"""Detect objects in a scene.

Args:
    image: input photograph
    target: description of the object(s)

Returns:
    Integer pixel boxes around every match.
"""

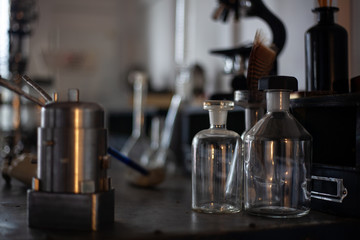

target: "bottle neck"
[245,107,264,131]
[150,117,161,148]
[266,91,290,112]
[315,7,337,24]
[132,78,147,137]
[209,110,227,129]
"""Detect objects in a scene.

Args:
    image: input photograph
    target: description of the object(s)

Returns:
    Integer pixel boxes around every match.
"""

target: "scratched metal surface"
[1,161,359,240]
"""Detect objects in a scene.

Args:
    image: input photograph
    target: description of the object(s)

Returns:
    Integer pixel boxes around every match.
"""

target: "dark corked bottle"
[305,2,349,93]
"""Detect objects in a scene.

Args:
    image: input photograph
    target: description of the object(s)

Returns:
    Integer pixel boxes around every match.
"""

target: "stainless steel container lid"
[40,89,104,128]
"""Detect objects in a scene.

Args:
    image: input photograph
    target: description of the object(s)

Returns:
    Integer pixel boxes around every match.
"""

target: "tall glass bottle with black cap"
[244,76,312,218]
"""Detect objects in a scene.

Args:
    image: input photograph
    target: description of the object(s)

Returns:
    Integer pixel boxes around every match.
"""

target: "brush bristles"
[318,0,332,7]
[247,31,276,103]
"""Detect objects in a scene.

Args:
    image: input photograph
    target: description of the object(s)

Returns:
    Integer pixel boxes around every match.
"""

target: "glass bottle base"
[192,203,241,214]
[246,206,310,218]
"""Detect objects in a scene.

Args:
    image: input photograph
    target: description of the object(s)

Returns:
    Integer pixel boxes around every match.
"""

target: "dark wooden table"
[1,161,359,240]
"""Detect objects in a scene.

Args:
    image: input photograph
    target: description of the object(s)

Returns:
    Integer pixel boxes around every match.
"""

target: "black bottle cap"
[231,74,247,90]
[258,76,298,91]
[312,7,339,13]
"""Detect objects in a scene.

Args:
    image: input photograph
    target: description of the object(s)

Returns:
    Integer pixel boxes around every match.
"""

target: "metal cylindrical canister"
[37,91,108,193]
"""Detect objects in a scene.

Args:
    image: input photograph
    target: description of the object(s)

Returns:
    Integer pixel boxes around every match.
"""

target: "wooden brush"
[247,31,277,103]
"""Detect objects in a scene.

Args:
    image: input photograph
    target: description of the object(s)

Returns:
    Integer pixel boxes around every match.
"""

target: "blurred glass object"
[175,66,193,103]
[121,71,150,182]
[145,95,182,175]
[140,116,163,167]
[126,95,182,187]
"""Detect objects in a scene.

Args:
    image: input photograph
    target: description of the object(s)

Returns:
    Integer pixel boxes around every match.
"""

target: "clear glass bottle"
[192,100,242,213]
[244,76,312,218]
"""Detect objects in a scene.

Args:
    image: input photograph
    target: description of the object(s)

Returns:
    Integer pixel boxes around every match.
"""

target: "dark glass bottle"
[305,7,349,93]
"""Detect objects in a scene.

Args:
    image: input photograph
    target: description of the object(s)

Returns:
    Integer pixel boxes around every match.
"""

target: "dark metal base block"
[27,189,114,231]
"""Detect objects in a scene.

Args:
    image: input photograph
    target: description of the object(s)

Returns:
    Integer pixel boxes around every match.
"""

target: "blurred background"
[1,0,358,111]
[0,0,359,179]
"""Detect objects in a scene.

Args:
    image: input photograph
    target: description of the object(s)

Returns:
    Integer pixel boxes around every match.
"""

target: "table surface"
[1,162,359,240]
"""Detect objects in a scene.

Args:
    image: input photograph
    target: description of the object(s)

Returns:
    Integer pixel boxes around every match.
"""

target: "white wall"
[28,0,147,110]
[145,0,176,91]
[184,0,238,95]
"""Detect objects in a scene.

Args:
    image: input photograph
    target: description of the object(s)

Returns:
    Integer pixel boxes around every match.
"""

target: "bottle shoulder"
[245,112,312,141]
[306,23,347,35]
[192,128,241,146]
[194,128,240,139]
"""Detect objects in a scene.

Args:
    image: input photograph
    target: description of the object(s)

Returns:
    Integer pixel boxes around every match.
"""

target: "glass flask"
[192,100,242,213]
[143,95,182,175]
[121,72,150,183]
[140,116,162,167]
[244,76,312,218]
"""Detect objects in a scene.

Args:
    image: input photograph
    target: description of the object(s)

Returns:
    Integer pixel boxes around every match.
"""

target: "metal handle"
[22,75,53,102]
[311,175,348,203]
[0,76,45,106]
